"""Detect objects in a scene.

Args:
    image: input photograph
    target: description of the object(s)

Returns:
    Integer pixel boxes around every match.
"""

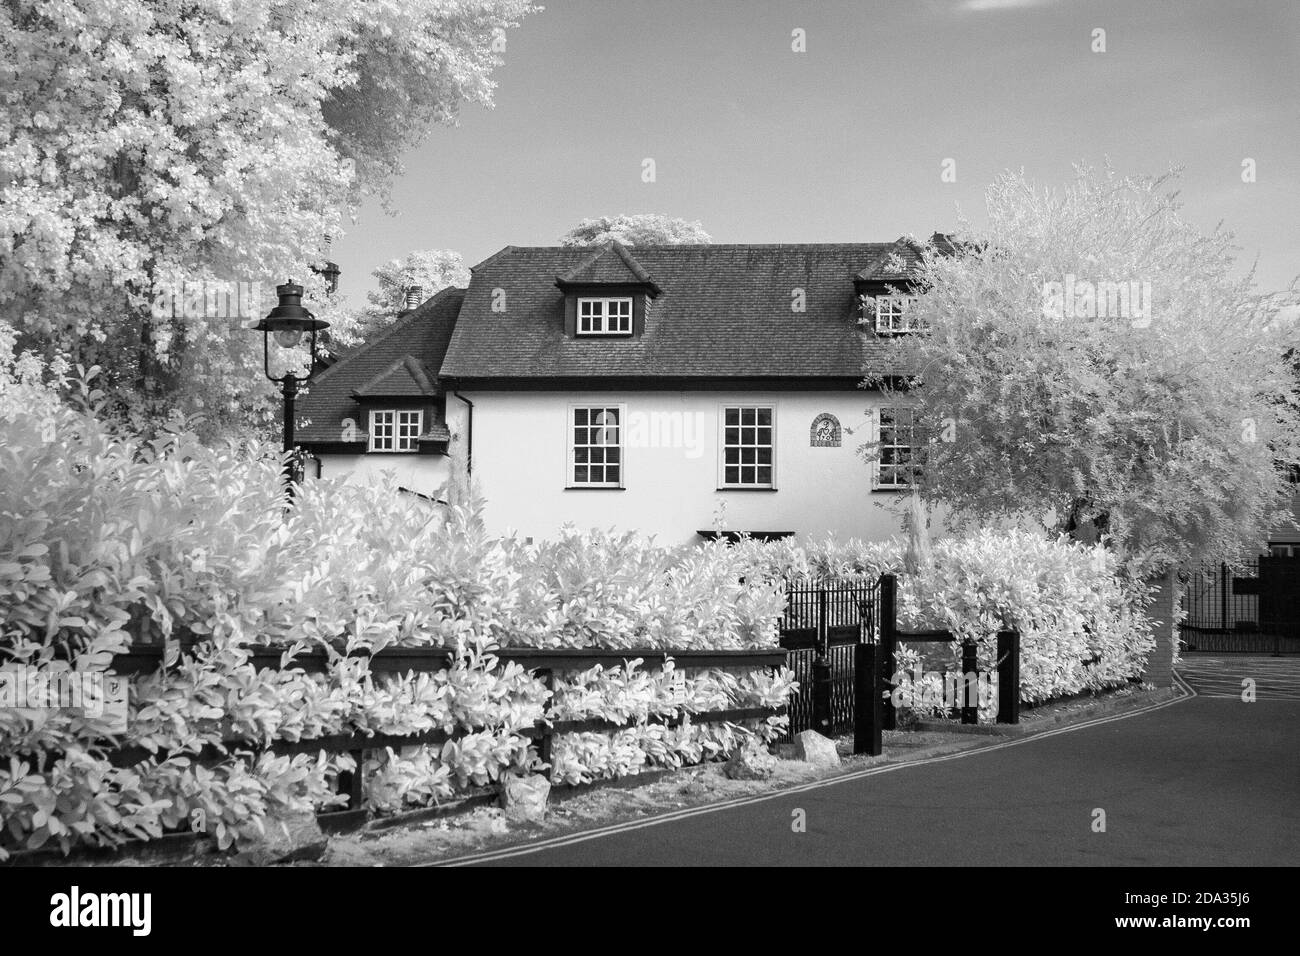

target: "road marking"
[430,683,1194,867]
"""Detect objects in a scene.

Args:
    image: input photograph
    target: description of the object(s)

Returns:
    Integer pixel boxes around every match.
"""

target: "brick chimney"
[403,285,424,310]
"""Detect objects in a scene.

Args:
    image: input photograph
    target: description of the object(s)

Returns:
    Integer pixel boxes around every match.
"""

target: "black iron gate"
[779,576,879,738]
[1181,557,1300,655]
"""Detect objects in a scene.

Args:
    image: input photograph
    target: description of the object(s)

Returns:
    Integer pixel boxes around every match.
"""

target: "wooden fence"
[797,573,1022,758]
[100,640,787,831]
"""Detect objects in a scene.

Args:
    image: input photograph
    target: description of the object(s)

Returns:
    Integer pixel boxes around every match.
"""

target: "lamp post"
[254,282,329,497]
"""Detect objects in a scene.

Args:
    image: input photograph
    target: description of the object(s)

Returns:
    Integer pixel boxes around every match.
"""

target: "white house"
[299,239,941,545]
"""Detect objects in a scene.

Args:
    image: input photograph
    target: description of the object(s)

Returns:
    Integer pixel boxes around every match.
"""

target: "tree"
[869,165,1300,571]
[558,214,712,247]
[0,0,536,439]
[349,250,469,342]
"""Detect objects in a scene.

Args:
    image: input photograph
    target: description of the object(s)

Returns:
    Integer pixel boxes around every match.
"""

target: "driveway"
[440,658,1299,866]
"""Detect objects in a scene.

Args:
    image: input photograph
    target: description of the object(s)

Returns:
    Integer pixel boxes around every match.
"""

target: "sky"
[332,0,1300,307]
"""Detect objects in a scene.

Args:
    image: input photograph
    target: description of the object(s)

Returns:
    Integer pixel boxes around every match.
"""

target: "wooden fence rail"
[815,574,1021,755]
[87,641,788,829]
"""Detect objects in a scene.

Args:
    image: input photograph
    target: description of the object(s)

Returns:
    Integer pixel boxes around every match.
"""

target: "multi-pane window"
[875,295,920,334]
[877,407,921,488]
[369,409,422,452]
[577,297,633,336]
[721,406,774,487]
[570,406,623,486]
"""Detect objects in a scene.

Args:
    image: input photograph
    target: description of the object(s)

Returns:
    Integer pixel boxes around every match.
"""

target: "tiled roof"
[419,422,452,442]
[855,237,925,281]
[556,240,660,291]
[440,243,914,381]
[353,355,437,397]
[297,287,463,443]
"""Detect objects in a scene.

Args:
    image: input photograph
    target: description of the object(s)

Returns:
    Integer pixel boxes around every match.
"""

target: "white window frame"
[875,406,921,489]
[718,404,776,489]
[369,408,422,452]
[576,297,633,336]
[875,295,920,334]
[568,404,626,488]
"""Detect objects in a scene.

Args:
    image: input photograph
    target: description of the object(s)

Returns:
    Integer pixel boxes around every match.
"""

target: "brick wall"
[1141,568,1179,687]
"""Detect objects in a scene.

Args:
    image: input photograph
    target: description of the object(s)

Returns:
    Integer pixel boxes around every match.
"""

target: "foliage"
[733,529,1156,711]
[0,366,790,856]
[0,0,536,438]
[347,249,470,343]
[558,214,712,247]
[866,164,1300,572]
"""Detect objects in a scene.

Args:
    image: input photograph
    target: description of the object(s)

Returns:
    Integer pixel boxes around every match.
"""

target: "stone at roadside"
[233,807,327,865]
[791,730,841,769]
[724,740,777,780]
[500,773,550,823]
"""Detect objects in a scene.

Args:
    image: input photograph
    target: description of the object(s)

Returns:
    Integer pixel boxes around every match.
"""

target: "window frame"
[875,406,921,490]
[875,295,921,334]
[368,408,422,453]
[718,404,777,490]
[575,296,634,336]
[567,403,627,488]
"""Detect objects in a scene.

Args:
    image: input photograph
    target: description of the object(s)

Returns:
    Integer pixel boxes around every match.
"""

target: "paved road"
[446,657,1300,866]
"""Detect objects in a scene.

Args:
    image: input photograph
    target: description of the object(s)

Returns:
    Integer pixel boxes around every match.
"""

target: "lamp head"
[254,282,330,344]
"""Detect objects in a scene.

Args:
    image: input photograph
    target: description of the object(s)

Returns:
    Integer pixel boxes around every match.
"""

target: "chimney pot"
[404,285,424,310]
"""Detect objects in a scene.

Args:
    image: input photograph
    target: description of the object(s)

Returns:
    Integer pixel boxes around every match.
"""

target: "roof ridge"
[469,245,517,273]
[504,242,896,253]
[353,353,436,397]
[308,286,464,389]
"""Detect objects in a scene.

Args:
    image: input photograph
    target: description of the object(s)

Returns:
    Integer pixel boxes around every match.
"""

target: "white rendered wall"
[450,389,912,546]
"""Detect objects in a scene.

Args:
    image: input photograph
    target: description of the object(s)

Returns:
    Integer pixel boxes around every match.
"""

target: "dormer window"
[577,297,633,336]
[369,409,422,452]
[875,295,921,334]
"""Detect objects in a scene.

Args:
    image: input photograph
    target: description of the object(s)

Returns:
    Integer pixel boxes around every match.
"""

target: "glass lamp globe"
[273,328,304,348]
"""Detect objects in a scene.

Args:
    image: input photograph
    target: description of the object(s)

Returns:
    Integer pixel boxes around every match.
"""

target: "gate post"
[536,668,555,779]
[812,654,833,738]
[996,630,1020,724]
[853,641,882,755]
[960,640,979,725]
[817,586,828,651]
[879,573,898,731]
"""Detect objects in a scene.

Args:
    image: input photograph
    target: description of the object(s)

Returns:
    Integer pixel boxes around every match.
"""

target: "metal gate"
[779,576,880,737]
[1180,557,1300,655]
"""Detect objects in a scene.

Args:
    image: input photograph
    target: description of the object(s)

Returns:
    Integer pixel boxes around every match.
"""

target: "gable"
[353,355,437,398]
[556,240,660,292]
[297,286,463,444]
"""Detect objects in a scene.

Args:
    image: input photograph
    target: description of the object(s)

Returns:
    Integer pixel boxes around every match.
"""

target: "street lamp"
[254,282,329,495]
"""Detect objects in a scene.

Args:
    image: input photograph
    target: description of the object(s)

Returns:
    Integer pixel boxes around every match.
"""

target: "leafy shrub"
[733,529,1156,712]
[0,356,792,857]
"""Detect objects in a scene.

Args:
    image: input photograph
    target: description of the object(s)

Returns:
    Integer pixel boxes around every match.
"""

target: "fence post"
[343,748,364,811]
[853,641,882,755]
[879,573,897,731]
[1220,562,1229,631]
[812,654,833,738]
[536,668,555,779]
[817,586,828,651]
[960,640,978,725]
[996,630,1020,724]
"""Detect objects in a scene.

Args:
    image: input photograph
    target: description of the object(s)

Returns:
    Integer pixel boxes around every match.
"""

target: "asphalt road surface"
[445,656,1300,866]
